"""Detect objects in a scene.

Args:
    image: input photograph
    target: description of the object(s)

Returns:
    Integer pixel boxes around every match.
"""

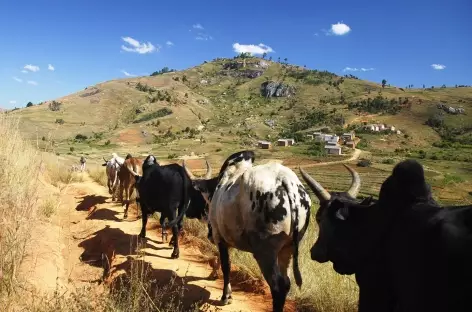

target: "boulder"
[260,81,295,98]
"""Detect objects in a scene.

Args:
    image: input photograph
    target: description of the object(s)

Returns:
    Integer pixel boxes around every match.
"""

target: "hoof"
[139,233,146,239]
[221,296,233,305]
[171,253,179,259]
[123,214,128,219]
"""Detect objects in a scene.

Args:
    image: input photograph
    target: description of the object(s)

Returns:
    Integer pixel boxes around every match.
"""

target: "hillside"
[9,56,472,199]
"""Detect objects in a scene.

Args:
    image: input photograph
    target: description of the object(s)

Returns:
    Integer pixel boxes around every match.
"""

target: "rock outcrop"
[260,81,295,98]
[219,69,263,79]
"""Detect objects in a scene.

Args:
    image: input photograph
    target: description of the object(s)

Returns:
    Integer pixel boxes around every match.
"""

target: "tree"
[269,56,273,61]
[26,102,33,107]
[262,52,267,59]
[277,57,281,63]
[381,79,387,88]
[284,58,288,63]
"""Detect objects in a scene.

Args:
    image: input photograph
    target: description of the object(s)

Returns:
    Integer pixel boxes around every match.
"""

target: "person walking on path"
[79,156,86,172]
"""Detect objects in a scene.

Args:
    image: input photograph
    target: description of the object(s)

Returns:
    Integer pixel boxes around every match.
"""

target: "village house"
[346,141,356,148]
[306,134,314,140]
[324,135,339,145]
[277,138,295,146]
[325,145,342,155]
[342,132,355,142]
[258,140,272,149]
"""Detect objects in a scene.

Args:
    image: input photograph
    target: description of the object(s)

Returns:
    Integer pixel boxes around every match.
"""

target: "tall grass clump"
[0,114,41,301]
[89,165,108,187]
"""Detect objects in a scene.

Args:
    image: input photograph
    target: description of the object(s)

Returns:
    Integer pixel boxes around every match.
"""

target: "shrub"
[26,102,33,107]
[48,100,62,111]
[167,153,178,159]
[382,158,395,165]
[134,108,173,123]
[55,118,65,124]
[357,159,372,167]
[104,140,111,146]
[70,146,75,152]
[75,134,88,141]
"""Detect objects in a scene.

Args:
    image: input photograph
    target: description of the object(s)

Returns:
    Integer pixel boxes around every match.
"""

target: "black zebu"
[131,155,212,259]
[302,159,472,312]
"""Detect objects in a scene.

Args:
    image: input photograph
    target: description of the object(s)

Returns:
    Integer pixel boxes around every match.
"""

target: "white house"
[325,145,342,155]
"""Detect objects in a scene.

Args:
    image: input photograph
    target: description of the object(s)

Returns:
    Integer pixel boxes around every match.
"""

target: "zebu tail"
[282,178,303,288]
[166,166,190,228]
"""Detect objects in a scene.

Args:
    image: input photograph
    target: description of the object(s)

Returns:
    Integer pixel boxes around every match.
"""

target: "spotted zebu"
[186,150,311,312]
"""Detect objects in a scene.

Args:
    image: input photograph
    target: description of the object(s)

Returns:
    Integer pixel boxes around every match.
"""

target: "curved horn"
[203,159,212,179]
[182,160,196,180]
[103,157,109,163]
[299,166,331,201]
[343,164,361,198]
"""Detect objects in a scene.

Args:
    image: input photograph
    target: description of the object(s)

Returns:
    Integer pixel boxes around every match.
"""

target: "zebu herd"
[99,150,472,312]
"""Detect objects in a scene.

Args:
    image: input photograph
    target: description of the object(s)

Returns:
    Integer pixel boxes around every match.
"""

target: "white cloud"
[9,100,16,104]
[121,36,158,54]
[193,23,204,30]
[48,64,55,71]
[343,67,375,72]
[166,41,174,46]
[232,43,274,55]
[13,76,23,83]
[24,64,40,72]
[314,33,319,37]
[121,70,137,77]
[324,22,351,36]
[431,64,446,70]
[27,80,38,86]
[21,70,28,74]
[195,33,213,41]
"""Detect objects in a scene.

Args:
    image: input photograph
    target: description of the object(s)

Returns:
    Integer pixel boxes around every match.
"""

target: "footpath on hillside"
[26,173,297,312]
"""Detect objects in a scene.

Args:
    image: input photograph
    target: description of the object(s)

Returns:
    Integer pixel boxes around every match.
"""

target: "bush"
[167,153,178,159]
[70,146,75,152]
[382,158,395,164]
[357,159,372,167]
[304,142,326,157]
[104,140,111,146]
[55,118,65,124]
[134,108,173,123]
[48,100,62,111]
[26,102,33,107]
[75,134,88,141]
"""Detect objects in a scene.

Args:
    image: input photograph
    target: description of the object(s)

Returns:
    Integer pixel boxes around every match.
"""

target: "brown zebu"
[118,155,143,219]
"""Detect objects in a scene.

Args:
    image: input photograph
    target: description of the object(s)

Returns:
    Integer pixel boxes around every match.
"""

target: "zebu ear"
[331,198,350,221]
[102,163,107,166]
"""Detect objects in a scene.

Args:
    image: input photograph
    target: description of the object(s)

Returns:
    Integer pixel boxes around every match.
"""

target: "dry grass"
[89,165,108,187]
[46,164,84,187]
[39,196,57,218]
[0,114,41,301]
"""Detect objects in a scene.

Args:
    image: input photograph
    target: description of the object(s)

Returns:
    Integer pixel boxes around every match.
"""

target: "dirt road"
[25,173,293,312]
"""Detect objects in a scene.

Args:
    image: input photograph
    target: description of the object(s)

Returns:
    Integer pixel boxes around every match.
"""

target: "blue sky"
[1,0,470,109]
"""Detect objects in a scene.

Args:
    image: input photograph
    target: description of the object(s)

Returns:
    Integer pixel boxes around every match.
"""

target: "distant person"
[79,156,86,172]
